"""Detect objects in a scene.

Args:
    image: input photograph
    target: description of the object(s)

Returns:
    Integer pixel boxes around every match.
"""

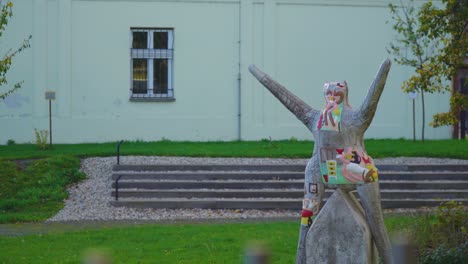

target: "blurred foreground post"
[391,233,417,264]
[244,242,270,264]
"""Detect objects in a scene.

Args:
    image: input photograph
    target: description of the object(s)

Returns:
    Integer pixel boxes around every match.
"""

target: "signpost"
[45,91,55,147]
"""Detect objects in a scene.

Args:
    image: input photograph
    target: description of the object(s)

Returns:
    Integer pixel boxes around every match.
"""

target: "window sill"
[129,97,176,102]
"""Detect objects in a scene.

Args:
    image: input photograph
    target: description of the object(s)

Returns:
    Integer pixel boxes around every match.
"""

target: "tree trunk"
[421,90,425,142]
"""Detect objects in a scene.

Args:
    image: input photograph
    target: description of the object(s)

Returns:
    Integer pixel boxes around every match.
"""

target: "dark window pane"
[132,32,147,49]
[154,59,168,94]
[153,32,168,49]
[132,59,147,94]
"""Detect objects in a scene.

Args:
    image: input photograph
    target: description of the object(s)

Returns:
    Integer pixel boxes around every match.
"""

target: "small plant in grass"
[260,136,279,149]
[159,137,171,143]
[34,128,48,150]
[289,137,298,142]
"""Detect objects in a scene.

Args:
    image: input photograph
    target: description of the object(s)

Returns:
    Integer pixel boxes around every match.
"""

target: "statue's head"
[323,81,350,107]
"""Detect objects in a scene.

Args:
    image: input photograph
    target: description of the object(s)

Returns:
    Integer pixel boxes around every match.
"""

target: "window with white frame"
[130,28,174,101]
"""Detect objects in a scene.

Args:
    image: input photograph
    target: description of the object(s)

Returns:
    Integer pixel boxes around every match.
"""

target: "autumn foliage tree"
[421,0,468,129]
[0,1,31,100]
[388,0,467,141]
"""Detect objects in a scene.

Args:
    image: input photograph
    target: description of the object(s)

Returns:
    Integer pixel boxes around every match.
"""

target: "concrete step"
[113,164,468,172]
[111,171,468,181]
[379,181,468,190]
[111,163,468,209]
[113,180,468,190]
[111,198,468,209]
[113,180,303,190]
[113,164,305,172]
[380,172,468,181]
[377,164,468,172]
[379,189,468,199]
[110,199,299,209]
[111,189,468,200]
[111,171,304,181]
[382,199,468,209]
[113,189,304,199]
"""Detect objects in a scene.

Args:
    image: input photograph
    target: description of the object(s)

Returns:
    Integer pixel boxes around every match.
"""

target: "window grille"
[130,28,174,101]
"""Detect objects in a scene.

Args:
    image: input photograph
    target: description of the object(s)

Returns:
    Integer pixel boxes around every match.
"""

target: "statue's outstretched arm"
[249,65,319,132]
[355,59,392,129]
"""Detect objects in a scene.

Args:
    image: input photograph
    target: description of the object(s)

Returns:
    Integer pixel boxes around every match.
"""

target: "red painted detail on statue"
[317,114,324,130]
[301,209,313,217]
[362,156,371,164]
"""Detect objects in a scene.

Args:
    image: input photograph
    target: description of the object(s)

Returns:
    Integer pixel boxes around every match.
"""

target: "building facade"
[1,0,451,143]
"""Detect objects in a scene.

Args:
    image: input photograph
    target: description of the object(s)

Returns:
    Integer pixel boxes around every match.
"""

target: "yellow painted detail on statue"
[319,147,379,184]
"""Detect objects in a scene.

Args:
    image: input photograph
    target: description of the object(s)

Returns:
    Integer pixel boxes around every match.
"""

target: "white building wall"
[0,0,451,143]
[241,0,451,141]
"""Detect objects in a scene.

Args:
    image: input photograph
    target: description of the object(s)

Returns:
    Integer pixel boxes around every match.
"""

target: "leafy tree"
[421,0,468,129]
[387,0,467,141]
[0,1,31,100]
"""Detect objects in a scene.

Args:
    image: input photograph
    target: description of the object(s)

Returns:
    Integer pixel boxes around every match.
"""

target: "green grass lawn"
[0,222,297,264]
[0,216,417,264]
[0,210,465,264]
[1,138,467,160]
[0,156,85,223]
[0,209,465,264]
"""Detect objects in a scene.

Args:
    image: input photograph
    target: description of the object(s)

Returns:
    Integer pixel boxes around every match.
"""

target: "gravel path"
[47,156,468,222]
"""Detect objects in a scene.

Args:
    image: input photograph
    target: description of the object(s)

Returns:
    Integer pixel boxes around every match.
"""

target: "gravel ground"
[47,156,468,222]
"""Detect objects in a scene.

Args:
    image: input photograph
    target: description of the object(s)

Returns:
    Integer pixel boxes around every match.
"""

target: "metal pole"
[237,2,242,141]
[116,140,124,165]
[49,99,52,147]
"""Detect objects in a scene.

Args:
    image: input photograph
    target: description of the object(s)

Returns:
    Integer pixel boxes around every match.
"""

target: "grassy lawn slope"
[0,156,85,223]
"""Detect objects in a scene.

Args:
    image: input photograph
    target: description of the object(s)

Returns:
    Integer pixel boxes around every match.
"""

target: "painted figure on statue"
[249,59,394,264]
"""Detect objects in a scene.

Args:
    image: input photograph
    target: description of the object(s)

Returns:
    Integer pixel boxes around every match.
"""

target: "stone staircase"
[110,164,468,209]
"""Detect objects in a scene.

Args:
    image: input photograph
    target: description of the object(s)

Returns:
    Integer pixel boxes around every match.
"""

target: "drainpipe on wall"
[237,1,242,141]
[237,70,242,141]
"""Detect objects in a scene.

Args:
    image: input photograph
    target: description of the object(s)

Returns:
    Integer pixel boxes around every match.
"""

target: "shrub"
[433,201,468,247]
[410,201,468,263]
[416,201,468,249]
[419,241,468,264]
